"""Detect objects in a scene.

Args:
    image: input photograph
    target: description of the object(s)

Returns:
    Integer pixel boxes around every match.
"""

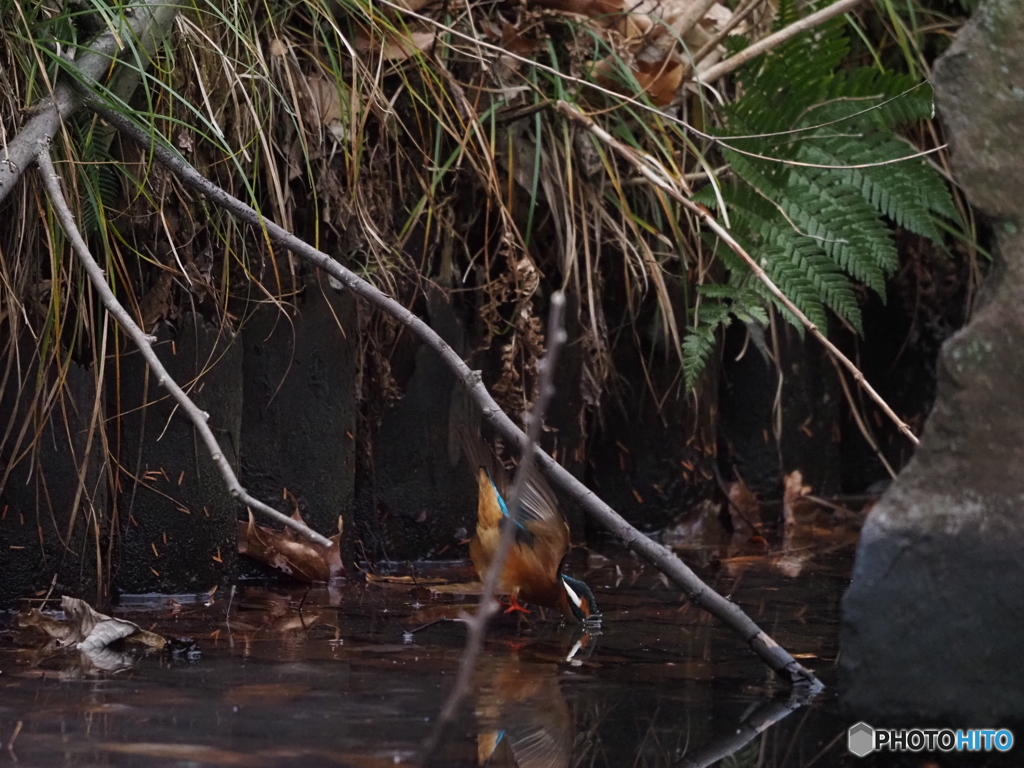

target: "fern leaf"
[683,326,716,391]
[798,136,958,241]
[722,183,863,331]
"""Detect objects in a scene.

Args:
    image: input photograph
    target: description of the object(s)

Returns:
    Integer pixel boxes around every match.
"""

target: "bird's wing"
[516,464,561,527]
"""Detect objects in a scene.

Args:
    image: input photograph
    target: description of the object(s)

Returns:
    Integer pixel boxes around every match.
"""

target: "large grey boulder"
[841,0,1024,722]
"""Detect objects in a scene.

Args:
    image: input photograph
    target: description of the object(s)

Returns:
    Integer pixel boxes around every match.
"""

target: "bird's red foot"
[503,594,532,615]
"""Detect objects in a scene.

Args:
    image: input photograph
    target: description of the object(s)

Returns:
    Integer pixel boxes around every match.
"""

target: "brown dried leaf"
[354,27,435,62]
[634,57,684,106]
[592,56,683,105]
[238,510,343,583]
[499,22,540,56]
[18,596,166,651]
[304,75,345,127]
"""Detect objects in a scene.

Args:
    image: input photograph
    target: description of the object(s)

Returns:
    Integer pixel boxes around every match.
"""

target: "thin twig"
[6,720,22,756]
[682,0,765,78]
[556,100,920,447]
[829,355,898,479]
[418,293,567,768]
[698,0,868,85]
[90,99,822,687]
[34,148,333,549]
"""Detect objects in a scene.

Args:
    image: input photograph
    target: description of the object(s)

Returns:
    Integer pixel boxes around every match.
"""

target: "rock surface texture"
[841,0,1024,723]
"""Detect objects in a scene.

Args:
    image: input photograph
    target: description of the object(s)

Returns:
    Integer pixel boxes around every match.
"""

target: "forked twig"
[35,147,333,549]
[417,293,567,768]
[0,0,178,207]
[89,99,822,688]
[556,100,920,447]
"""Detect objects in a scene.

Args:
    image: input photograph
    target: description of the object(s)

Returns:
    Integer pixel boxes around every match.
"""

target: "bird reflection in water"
[475,630,597,768]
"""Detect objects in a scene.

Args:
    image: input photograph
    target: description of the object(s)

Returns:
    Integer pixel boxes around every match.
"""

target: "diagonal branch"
[34,147,333,549]
[88,97,822,688]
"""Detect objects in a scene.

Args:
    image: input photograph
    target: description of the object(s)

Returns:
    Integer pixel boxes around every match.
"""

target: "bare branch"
[698,0,868,85]
[418,293,567,768]
[90,99,822,688]
[556,99,920,447]
[34,147,333,549]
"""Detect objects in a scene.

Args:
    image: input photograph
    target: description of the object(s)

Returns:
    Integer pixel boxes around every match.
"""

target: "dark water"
[0,544,860,767]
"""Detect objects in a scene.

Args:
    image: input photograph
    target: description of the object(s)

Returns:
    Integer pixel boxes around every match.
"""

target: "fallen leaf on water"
[773,553,808,578]
[364,573,449,586]
[18,596,166,652]
[93,743,275,767]
[238,509,343,583]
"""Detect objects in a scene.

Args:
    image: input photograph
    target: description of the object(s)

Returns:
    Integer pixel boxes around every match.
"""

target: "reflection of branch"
[35,149,332,549]
[418,293,567,768]
[673,690,818,768]
[89,98,820,688]
[557,100,919,449]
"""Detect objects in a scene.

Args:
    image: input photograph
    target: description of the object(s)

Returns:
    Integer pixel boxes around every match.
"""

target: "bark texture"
[841,0,1024,722]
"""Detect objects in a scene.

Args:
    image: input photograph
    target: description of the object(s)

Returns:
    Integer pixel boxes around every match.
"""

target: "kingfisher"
[469,455,599,624]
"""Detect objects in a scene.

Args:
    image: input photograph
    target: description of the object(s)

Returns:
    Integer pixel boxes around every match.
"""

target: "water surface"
[0,543,857,767]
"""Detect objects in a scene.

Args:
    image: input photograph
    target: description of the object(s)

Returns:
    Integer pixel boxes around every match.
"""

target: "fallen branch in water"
[35,148,333,549]
[555,99,920,448]
[88,97,822,689]
[418,293,567,768]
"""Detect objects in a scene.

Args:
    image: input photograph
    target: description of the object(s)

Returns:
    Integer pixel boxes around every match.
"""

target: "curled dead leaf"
[634,57,684,106]
[238,509,343,583]
[354,27,436,62]
[18,596,166,652]
[592,56,684,106]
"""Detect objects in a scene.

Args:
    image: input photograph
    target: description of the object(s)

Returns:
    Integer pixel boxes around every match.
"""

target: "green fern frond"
[696,284,741,300]
[726,185,863,331]
[724,149,894,297]
[683,301,731,390]
[810,69,933,129]
[683,325,717,391]
[700,0,958,347]
[683,286,771,389]
[784,168,898,291]
[689,2,958,388]
[797,136,959,240]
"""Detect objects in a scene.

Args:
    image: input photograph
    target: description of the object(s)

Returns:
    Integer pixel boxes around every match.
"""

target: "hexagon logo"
[848,722,875,757]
